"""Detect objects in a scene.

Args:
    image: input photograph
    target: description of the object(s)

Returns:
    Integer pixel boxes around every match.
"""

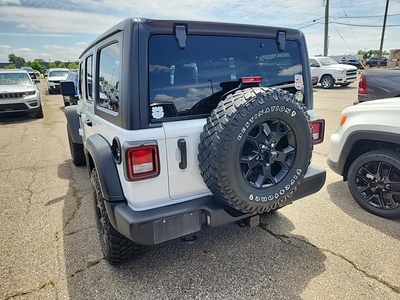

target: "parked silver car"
[0,70,43,118]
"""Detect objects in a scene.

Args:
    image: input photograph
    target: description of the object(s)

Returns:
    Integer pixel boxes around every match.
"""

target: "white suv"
[47,68,70,94]
[310,56,357,89]
[60,18,326,264]
[0,69,43,118]
[328,98,400,218]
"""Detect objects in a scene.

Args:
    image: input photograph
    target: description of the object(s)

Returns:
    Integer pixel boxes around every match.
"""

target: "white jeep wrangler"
[328,98,400,218]
[60,18,326,264]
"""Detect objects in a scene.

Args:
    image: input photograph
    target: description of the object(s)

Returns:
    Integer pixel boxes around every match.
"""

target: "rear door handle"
[177,139,187,170]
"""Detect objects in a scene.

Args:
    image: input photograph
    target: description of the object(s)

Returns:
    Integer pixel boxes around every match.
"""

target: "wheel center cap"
[376,182,385,189]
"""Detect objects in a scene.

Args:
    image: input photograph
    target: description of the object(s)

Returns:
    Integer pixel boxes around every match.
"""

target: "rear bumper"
[105,164,326,246]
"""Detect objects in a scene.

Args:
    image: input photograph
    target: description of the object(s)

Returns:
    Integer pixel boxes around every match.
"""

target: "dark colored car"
[21,67,39,81]
[345,59,363,69]
[62,71,78,106]
[365,56,388,68]
[357,68,400,104]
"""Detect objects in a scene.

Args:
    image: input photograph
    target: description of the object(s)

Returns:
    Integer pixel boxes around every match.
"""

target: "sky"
[0,0,400,63]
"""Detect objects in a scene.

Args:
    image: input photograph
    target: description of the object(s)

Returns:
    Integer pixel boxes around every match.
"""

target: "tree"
[49,62,57,68]
[58,62,66,68]
[357,49,389,60]
[54,60,61,67]
[67,61,78,69]
[24,61,32,67]
[8,53,25,64]
[4,64,16,69]
[31,60,46,74]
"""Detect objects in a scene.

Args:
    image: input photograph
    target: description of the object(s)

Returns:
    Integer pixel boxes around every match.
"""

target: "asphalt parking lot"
[1,81,400,300]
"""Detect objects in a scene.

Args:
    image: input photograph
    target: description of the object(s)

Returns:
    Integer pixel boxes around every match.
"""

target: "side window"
[309,59,319,66]
[86,55,93,102]
[98,43,120,113]
[78,62,83,98]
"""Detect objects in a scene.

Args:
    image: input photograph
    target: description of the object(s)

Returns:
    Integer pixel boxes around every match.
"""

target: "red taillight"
[242,76,262,83]
[127,145,159,180]
[311,119,325,145]
[358,75,367,95]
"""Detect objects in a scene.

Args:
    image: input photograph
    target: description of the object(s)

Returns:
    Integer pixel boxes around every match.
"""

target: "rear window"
[148,35,303,121]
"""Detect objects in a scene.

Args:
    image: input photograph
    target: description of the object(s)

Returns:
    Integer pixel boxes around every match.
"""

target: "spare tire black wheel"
[198,88,313,214]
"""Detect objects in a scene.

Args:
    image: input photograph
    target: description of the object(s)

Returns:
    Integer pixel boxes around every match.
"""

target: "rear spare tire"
[198,88,313,214]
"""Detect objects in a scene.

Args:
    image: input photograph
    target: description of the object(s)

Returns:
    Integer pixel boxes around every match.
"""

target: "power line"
[330,21,400,27]
[333,13,400,18]
[339,0,361,51]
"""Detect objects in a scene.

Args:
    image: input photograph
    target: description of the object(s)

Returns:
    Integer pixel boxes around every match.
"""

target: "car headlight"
[335,69,345,75]
[23,91,36,96]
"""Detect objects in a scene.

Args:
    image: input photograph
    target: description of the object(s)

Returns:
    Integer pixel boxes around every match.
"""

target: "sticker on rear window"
[294,74,303,90]
[152,106,164,119]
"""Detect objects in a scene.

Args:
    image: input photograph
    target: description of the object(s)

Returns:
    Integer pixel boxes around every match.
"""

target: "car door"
[310,58,322,79]
[163,120,211,201]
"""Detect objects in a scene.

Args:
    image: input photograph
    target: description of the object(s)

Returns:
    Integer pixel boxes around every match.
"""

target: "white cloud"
[0,0,20,4]
[0,32,71,37]
[0,6,123,34]
[0,44,84,62]
[75,42,87,46]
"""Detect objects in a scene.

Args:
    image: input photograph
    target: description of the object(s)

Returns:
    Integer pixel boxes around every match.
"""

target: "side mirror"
[34,79,40,84]
[60,81,76,97]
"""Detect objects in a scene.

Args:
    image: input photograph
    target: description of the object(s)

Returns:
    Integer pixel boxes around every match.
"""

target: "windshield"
[317,57,339,66]
[0,73,31,85]
[49,70,70,77]
[149,35,304,120]
[21,67,34,72]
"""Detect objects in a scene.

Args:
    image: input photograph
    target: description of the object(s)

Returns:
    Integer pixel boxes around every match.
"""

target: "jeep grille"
[0,93,23,99]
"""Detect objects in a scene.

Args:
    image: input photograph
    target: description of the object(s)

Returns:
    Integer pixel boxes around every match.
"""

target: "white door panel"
[163,119,212,200]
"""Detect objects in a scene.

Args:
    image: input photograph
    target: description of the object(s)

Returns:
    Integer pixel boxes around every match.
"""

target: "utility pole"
[324,0,329,56]
[378,0,390,67]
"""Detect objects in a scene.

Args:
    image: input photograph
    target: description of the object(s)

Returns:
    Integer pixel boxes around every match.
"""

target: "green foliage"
[67,61,79,69]
[58,62,66,68]
[31,60,46,73]
[54,60,61,67]
[24,61,32,67]
[8,53,25,64]
[357,49,389,60]
[4,64,16,69]
[49,62,57,68]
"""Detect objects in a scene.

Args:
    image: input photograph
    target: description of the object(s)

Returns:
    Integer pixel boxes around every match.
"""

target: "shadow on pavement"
[58,160,326,300]
[327,181,400,240]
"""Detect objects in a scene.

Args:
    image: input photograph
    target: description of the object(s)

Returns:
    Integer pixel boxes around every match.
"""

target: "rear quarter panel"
[359,69,400,102]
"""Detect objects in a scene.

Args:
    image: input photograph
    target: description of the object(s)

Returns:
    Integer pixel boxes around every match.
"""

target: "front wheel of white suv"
[347,150,400,219]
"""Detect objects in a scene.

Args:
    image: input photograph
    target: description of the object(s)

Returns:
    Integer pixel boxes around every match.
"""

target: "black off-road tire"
[198,88,313,214]
[91,168,141,264]
[320,75,334,89]
[67,127,86,166]
[348,150,400,219]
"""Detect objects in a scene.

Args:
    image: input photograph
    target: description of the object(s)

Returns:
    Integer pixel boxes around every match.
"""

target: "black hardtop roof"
[80,17,304,59]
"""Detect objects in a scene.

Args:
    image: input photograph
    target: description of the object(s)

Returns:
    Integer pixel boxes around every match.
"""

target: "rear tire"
[67,127,86,166]
[198,88,313,214]
[91,168,141,264]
